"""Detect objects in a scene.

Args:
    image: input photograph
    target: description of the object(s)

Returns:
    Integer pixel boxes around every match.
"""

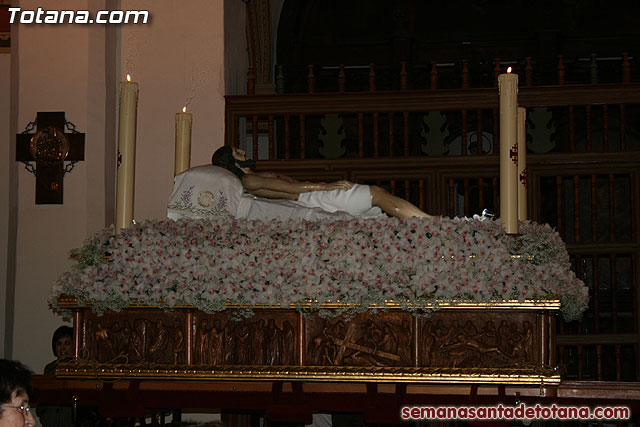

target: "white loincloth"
[293,184,383,218]
[237,195,355,221]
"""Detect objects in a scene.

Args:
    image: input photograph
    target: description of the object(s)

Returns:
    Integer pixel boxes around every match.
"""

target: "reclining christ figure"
[212,146,432,219]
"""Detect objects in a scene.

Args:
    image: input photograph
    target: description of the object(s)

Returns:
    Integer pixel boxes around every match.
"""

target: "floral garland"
[50,217,589,322]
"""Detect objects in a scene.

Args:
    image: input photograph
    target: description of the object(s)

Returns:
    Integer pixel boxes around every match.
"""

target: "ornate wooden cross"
[16,112,85,204]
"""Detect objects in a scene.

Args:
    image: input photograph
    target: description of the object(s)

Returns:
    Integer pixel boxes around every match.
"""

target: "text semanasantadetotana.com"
[8,7,149,24]
[400,404,630,421]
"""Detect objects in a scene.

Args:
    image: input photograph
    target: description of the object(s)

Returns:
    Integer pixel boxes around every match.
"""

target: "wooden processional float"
[53,69,560,393]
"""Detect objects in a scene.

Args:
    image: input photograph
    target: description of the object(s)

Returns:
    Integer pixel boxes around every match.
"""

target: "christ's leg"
[370,185,432,218]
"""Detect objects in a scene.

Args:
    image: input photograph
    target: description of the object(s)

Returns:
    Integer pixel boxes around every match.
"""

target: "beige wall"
[1,52,11,358]
[121,0,228,221]
[12,0,108,372]
[8,0,244,373]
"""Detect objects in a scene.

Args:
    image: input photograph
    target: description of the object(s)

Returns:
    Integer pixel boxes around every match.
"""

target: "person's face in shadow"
[55,335,73,361]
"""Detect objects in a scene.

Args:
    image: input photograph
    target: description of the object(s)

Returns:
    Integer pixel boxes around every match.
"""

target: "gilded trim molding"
[55,294,561,311]
[56,363,561,385]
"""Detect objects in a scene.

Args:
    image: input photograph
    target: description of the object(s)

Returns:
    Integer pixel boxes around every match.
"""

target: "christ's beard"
[236,158,256,169]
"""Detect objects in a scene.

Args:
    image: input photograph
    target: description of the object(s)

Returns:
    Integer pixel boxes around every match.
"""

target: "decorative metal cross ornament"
[509,144,518,165]
[16,112,85,204]
[520,168,528,189]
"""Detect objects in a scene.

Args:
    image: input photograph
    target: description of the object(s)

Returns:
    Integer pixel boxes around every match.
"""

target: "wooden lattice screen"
[226,56,640,382]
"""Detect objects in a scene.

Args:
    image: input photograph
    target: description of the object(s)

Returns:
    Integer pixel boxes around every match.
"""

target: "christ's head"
[212,146,256,178]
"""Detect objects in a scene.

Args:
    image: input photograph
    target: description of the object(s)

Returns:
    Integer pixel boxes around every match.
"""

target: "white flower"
[50,217,588,322]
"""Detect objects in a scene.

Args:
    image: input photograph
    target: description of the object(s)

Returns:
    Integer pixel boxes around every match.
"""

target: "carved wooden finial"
[525,57,533,86]
[338,64,346,93]
[557,55,565,86]
[369,63,376,92]
[430,62,438,90]
[590,54,598,84]
[622,52,631,84]
[307,64,315,94]
[461,59,470,88]
[400,61,408,91]
[276,65,285,94]
[247,67,256,95]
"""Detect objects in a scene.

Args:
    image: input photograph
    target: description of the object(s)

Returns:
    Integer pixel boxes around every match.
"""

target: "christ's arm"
[241,173,353,199]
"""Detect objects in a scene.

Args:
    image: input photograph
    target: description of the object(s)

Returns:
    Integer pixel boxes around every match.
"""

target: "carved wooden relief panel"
[305,312,414,367]
[419,311,539,368]
[192,310,298,366]
[79,307,546,375]
[82,311,185,364]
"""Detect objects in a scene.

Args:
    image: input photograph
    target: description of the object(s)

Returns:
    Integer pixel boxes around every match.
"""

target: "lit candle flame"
[507,67,512,74]
[126,74,131,82]
[182,106,187,113]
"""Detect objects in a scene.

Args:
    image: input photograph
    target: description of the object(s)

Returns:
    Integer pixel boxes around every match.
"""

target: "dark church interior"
[2,0,640,426]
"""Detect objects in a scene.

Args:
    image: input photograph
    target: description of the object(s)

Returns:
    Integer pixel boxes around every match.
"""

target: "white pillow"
[167,165,243,220]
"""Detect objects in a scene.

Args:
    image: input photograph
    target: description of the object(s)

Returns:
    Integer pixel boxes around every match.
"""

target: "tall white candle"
[498,70,519,234]
[517,106,528,221]
[174,106,193,176]
[115,74,139,234]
